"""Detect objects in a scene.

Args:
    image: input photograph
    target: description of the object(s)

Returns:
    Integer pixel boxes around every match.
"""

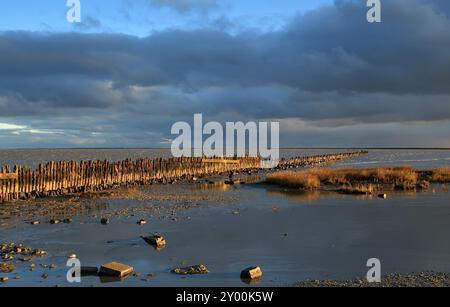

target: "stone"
[171,264,209,275]
[101,218,110,225]
[240,267,263,280]
[68,254,77,259]
[63,218,73,224]
[142,235,166,248]
[30,221,40,225]
[137,219,147,225]
[100,262,134,278]
[50,219,60,225]
[378,193,387,199]
[33,249,47,257]
[81,266,99,276]
[0,263,15,273]
[41,273,49,279]
[0,277,8,283]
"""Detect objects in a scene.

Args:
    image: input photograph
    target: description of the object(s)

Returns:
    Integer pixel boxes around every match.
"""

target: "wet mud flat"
[1,175,450,287]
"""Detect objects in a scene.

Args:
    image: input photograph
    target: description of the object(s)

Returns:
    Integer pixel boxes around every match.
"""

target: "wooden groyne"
[0,151,367,203]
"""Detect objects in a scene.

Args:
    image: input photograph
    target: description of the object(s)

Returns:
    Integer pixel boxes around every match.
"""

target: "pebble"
[101,218,110,225]
[137,219,147,225]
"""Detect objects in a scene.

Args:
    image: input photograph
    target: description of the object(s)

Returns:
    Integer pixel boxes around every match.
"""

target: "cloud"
[0,123,27,130]
[1,0,450,147]
[149,0,218,13]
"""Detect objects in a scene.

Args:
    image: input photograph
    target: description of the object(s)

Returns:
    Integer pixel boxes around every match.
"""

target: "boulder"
[100,262,134,278]
[240,267,263,280]
[142,235,166,248]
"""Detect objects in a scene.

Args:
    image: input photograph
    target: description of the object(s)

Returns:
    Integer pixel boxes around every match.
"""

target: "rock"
[99,262,134,278]
[0,277,8,283]
[63,218,73,224]
[41,273,49,279]
[171,264,209,275]
[240,267,263,280]
[68,254,77,259]
[101,218,110,225]
[142,235,166,248]
[50,219,60,225]
[378,193,387,199]
[0,263,15,273]
[33,249,47,257]
[81,266,99,276]
[14,275,21,280]
[137,219,147,225]
[30,221,40,225]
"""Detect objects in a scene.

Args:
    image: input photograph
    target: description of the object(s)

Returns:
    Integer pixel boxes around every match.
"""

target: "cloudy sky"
[0,0,450,148]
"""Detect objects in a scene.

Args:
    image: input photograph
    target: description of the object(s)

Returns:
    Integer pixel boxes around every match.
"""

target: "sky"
[0,0,450,148]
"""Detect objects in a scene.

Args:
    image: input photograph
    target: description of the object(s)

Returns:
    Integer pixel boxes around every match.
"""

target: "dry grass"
[266,171,321,190]
[424,168,450,183]
[265,167,443,191]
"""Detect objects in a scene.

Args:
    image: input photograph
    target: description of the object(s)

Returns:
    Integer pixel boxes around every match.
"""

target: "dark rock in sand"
[142,235,166,248]
[81,266,99,276]
[137,219,147,225]
[101,218,109,225]
[171,264,209,275]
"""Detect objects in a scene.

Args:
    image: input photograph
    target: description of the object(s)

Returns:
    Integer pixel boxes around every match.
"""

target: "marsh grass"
[267,167,450,191]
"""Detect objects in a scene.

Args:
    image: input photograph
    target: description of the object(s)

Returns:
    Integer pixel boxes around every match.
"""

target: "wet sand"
[1,174,450,287]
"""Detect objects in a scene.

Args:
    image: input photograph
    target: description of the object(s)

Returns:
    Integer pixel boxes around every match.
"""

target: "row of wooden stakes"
[0,151,367,203]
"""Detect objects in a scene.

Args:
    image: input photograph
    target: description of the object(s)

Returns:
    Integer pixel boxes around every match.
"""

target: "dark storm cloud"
[1,0,450,147]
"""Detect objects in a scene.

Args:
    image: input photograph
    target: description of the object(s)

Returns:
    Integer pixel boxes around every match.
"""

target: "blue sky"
[0,0,333,35]
[1,0,450,148]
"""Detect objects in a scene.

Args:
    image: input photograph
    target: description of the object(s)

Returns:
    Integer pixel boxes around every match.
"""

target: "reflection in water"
[196,175,265,191]
[240,277,262,285]
[99,275,131,284]
[267,188,321,203]
[266,186,425,202]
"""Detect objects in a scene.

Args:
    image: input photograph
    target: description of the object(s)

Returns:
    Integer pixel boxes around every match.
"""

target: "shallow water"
[1,181,450,287]
[0,148,449,169]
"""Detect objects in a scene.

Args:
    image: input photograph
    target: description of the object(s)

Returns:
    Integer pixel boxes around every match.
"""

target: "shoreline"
[0,151,367,203]
[296,272,450,287]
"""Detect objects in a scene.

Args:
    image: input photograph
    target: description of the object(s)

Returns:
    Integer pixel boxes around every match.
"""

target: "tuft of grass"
[428,168,450,183]
[266,171,321,190]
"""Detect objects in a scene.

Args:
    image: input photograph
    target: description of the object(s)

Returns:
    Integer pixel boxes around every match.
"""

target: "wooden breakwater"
[0,151,367,203]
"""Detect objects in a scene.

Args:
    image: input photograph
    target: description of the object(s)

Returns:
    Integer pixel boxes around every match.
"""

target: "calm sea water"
[0,148,449,169]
